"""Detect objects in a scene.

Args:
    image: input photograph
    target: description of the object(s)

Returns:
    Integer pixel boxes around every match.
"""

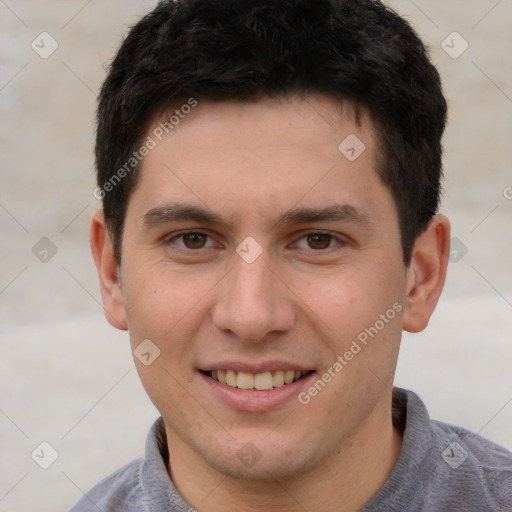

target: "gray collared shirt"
[70,388,512,511]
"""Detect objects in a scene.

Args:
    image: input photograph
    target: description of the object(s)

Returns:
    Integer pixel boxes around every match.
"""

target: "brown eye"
[182,232,208,249]
[307,234,332,250]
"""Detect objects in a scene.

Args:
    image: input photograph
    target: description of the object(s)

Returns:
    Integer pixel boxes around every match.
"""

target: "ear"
[402,214,450,333]
[89,210,128,330]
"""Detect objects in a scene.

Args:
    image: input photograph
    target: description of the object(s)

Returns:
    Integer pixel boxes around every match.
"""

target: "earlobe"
[402,214,450,333]
[89,210,128,331]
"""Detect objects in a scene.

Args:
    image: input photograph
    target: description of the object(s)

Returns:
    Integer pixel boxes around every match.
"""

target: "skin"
[91,94,450,511]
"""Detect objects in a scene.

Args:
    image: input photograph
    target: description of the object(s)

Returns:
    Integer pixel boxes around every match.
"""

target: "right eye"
[165,231,216,251]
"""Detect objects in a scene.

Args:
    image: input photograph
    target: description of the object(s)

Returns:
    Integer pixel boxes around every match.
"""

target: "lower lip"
[199,372,316,412]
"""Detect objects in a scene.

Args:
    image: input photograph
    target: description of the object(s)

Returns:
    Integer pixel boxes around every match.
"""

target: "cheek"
[300,268,374,326]
[299,260,405,353]
[121,263,208,414]
[122,261,218,348]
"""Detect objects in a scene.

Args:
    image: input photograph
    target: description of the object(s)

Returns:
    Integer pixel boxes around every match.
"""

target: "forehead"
[152,94,373,158]
[128,94,393,229]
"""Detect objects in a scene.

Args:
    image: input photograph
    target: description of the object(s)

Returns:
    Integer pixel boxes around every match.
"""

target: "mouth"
[200,369,314,391]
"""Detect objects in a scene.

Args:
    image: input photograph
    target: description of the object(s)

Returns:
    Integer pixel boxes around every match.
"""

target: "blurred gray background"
[0,1,511,510]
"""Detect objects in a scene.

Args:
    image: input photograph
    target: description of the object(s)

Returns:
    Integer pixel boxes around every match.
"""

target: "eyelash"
[164,230,347,253]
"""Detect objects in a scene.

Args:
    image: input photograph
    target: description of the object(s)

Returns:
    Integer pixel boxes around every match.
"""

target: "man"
[72,0,512,510]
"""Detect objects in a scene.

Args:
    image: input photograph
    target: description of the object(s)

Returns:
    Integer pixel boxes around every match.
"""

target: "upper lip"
[198,361,314,374]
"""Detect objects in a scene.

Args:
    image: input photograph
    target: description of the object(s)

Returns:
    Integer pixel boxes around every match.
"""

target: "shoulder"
[69,458,146,512]
[68,417,183,511]
[380,389,512,512]
[406,387,512,511]
[433,419,512,468]
[429,419,512,506]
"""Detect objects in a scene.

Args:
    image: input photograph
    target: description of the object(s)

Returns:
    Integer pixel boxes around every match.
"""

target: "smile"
[203,370,312,391]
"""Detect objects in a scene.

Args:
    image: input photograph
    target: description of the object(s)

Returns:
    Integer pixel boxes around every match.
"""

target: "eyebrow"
[143,204,224,226]
[277,204,371,227]
[142,202,372,229]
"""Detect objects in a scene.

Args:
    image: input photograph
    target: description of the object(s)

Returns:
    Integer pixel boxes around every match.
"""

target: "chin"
[197,438,325,482]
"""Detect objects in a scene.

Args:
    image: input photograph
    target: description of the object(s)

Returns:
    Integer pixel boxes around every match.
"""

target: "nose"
[212,251,295,344]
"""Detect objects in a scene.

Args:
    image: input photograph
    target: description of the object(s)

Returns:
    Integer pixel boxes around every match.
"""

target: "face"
[101,95,416,480]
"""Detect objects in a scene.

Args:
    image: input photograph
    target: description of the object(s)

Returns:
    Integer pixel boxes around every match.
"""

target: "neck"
[166,404,403,512]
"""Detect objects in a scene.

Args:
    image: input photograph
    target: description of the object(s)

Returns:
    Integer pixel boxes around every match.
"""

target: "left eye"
[294,232,341,250]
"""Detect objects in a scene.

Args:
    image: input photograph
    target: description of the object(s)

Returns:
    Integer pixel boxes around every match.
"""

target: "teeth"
[284,370,295,384]
[226,370,237,387]
[208,369,309,390]
[272,370,285,387]
[254,372,273,391]
[236,371,254,390]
